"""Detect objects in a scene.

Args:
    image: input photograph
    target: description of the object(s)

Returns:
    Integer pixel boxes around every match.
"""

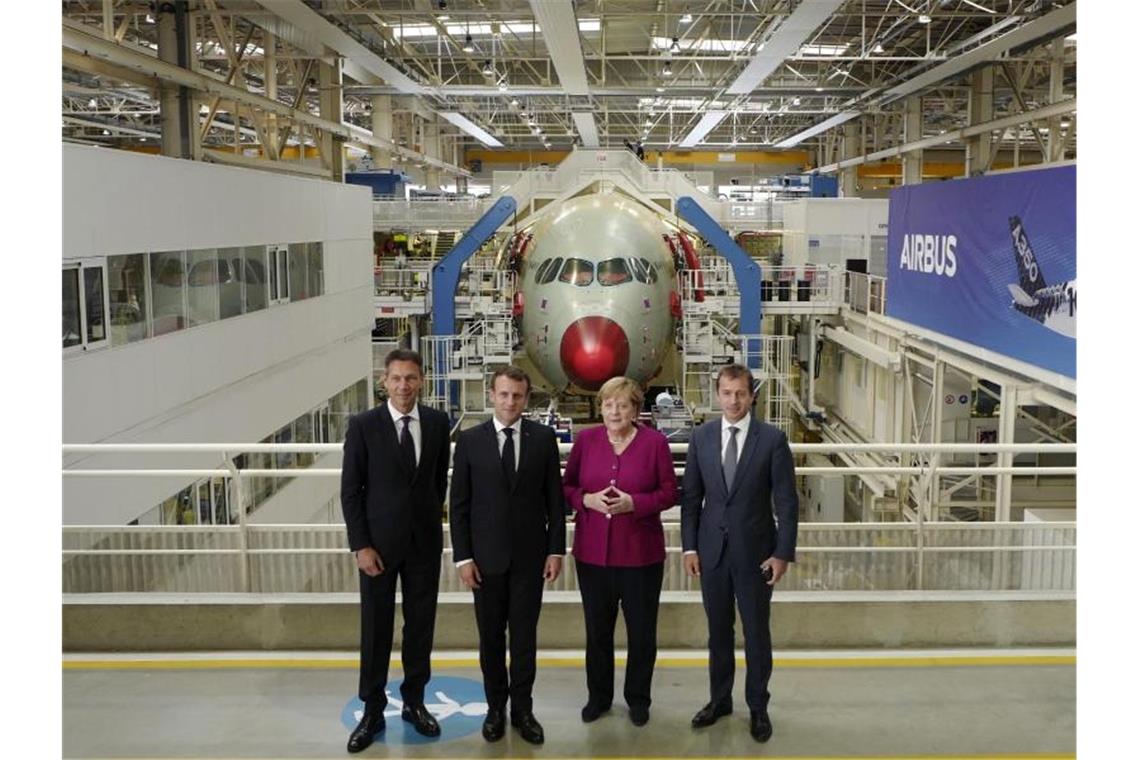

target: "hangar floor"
[63,649,1074,759]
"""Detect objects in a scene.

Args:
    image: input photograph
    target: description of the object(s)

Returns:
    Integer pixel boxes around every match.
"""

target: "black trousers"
[472,561,545,715]
[357,548,441,709]
[700,547,774,713]
[575,560,664,711]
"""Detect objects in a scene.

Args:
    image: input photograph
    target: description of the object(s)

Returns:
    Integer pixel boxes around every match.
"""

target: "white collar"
[721,413,751,438]
[493,416,522,435]
[388,400,419,423]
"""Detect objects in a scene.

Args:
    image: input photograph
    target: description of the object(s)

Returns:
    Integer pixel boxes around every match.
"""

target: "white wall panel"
[63,145,374,525]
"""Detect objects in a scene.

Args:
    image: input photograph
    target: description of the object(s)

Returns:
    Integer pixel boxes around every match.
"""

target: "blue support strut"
[676,197,764,371]
[429,195,518,411]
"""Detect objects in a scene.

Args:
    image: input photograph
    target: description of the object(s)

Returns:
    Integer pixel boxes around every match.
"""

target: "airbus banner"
[885,165,1075,378]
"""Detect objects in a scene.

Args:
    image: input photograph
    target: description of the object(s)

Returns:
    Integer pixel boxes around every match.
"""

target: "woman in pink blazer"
[562,376,678,727]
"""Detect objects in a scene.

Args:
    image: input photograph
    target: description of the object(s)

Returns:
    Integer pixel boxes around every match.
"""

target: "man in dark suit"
[449,366,566,745]
[681,364,799,743]
[341,349,452,753]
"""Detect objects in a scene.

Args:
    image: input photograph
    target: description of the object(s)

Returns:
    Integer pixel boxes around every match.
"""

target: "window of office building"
[107,254,149,345]
[63,268,81,348]
[308,243,324,296]
[150,251,186,336]
[84,267,107,344]
[242,246,268,313]
[218,247,244,319]
[186,248,221,327]
[289,242,309,301]
[269,245,290,304]
[295,412,315,468]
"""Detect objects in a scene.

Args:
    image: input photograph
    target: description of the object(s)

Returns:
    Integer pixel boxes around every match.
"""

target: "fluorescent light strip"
[727,0,845,95]
[571,112,599,147]
[678,110,729,148]
[774,110,859,148]
[438,112,503,147]
[391,19,600,39]
[529,0,590,95]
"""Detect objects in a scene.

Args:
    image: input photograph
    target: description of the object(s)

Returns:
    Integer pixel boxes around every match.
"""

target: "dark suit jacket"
[449,419,566,575]
[340,403,451,563]
[680,415,798,569]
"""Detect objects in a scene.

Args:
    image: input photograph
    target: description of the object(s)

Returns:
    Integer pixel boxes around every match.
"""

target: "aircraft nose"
[560,316,630,390]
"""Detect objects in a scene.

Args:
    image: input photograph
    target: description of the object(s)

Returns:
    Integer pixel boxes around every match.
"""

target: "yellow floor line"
[71,755,1077,760]
[63,654,1075,670]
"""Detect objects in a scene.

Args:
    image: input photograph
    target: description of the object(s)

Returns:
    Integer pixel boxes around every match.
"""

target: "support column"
[370,95,393,170]
[902,96,923,185]
[156,1,195,159]
[424,117,442,190]
[994,383,1018,522]
[318,58,345,180]
[840,119,859,197]
[964,68,994,177]
[264,31,279,160]
[1047,38,1066,162]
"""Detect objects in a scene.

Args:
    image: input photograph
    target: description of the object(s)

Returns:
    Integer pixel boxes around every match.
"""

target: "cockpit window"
[629,258,649,284]
[537,257,563,284]
[597,258,633,286]
[558,258,594,286]
[642,258,659,284]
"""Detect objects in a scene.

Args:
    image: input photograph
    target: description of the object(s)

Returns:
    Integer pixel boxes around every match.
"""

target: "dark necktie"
[399,415,416,471]
[501,427,516,481]
[723,426,739,489]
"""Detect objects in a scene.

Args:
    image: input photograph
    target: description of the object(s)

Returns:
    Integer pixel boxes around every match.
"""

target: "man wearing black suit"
[449,366,566,745]
[681,364,799,743]
[341,349,451,753]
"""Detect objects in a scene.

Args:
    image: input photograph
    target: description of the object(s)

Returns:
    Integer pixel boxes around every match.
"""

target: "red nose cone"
[560,316,630,390]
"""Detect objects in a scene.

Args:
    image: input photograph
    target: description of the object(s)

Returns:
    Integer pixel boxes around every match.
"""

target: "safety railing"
[62,442,1075,595]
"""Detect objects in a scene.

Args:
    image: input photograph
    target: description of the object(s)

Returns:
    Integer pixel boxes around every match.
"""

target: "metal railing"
[62,442,1076,595]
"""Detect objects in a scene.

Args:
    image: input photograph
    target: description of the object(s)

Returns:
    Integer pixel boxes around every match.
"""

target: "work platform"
[63,649,1075,758]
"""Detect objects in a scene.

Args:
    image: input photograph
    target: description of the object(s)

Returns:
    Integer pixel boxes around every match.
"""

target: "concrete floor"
[63,650,1075,759]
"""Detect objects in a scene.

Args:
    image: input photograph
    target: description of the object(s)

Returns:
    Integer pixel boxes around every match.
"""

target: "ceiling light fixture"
[482,60,494,76]
[87,98,97,108]
[463,34,474,53]
[792,96,802,105]
[680,12,693,24]
[498,80,508,91]
[918,14,932,24]
[872,43,885,53]
[510,98,520,108]
[662,63,673,76]
[670,37,681,54]
[656,86,665,93]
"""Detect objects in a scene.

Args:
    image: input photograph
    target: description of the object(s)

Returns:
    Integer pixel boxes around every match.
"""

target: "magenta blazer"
[562,424,678,567]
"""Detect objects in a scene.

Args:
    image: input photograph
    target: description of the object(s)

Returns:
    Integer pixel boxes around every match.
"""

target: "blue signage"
[340,676,487,745]
[885,165,1075,378]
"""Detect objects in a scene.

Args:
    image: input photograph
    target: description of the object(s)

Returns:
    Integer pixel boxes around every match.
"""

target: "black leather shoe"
[580,701,611,723]
[691,701,732,728]
[482,706,506,742]
[347,709,385,753]
[401,703,441,737]
[629,705,649,726]
[750,710,773,743]
[511,711,545,745]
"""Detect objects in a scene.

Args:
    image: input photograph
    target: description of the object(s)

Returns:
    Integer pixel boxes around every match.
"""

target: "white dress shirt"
[388,400,420,465]
[720,413,751,465]
[493,416,522,471]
